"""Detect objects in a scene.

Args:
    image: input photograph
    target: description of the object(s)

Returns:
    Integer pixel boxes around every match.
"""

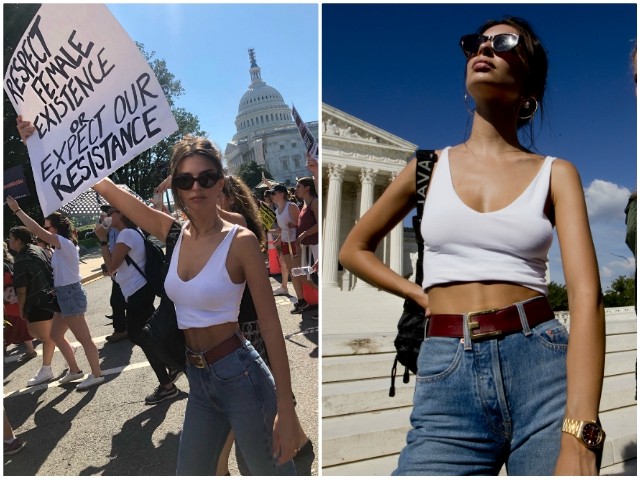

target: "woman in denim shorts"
[7,199,105,391]
[340,17,605,476]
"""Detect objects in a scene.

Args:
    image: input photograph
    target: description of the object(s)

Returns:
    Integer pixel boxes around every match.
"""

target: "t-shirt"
[12,245,54,315]
[114,228,147,301]
[51,235,81,287]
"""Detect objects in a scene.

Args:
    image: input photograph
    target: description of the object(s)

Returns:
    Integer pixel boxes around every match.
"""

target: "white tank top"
[275,201,296,242]
[421,147,555,295]
[164,224,245,329]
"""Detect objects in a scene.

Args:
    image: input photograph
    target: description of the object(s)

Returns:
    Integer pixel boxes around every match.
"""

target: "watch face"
[581,423,603,447]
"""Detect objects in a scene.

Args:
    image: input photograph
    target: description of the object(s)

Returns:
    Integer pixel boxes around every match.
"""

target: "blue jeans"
[176,336,296,475]
[55,282,88,317]
[393,315,568,476]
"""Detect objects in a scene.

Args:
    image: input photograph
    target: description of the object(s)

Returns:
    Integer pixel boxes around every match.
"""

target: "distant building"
[225,49,318,187]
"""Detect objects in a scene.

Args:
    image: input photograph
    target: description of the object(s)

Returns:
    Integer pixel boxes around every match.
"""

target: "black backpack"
[389,149,438,397]
[125,229,167,297]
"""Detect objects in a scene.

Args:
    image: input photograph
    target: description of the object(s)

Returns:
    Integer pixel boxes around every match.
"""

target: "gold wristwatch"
[561,418,606,449]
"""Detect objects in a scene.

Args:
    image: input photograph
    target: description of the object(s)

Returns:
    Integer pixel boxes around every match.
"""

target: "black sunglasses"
[460,33,520,58]
[172,170,221,190]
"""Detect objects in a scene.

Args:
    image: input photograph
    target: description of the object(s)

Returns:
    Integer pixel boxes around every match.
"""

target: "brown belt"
[427,296,554,341]
[186,332,244,368]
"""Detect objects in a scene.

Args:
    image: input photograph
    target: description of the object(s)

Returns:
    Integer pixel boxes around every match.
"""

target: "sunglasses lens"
[460,34,481,56]
[173,175,195,190]
[493,34,519,52]
[197,172,219,188]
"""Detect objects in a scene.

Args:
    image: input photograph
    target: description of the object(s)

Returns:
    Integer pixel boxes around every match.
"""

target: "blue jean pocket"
[416,336,463,383]
[531,318,569,351]
[210,349,250,382]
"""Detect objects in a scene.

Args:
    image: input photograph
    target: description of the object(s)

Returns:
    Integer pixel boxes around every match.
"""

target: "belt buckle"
[189,352,207,369]
[467,308,502,341]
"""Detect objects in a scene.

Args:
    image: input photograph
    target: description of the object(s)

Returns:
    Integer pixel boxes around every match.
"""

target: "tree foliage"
[3,5,204,235]
[603,275,636,308]
[235,161,273,191]
[547,281,569,311]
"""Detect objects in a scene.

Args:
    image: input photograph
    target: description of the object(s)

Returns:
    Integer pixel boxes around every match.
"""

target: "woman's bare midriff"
[183,321,241,353]
[426,282,543,314]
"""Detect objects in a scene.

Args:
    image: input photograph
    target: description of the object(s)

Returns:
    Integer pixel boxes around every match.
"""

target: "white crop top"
[164,223,245,329]
[421,147,555,295]
[275,201,297,242]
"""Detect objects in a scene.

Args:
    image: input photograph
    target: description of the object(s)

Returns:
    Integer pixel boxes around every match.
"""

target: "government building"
[225,49,318,186]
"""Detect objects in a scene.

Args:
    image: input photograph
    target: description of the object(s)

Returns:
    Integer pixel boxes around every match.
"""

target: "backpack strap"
[124,228,147,280]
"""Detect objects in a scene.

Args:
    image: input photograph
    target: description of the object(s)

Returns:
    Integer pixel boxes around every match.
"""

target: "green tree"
[603,275,636,308]
[236,161,273,190]
[547,281,569,311]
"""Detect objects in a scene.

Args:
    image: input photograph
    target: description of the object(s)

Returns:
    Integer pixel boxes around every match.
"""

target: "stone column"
[354,167,378,289]
[322,163,345,288]
[389,171,404,276]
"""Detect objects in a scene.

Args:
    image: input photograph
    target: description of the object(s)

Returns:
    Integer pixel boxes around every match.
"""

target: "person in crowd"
[4,409,25,456]
[4,242,37,362]
[305,152,319,193]
[270,184,305,313]
[100,207,128,343]
[6,205,105,391]
[293,177,319,312]
[339,17,605,475]
[90,135,297,475]
[34,238,52,260]
[93,207,181,404]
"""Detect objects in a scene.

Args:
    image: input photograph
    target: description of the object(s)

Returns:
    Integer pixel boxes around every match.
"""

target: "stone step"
[323,352,397,383]
[606,332,636,353]
[322,404,636,470]
[323,333,397,357]
[323,371,635,419]
[322,454,399,476]
[604,350,636,376]
[600,456,637,476]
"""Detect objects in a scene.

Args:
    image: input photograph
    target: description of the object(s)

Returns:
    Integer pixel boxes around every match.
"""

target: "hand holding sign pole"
[3,4,178,216]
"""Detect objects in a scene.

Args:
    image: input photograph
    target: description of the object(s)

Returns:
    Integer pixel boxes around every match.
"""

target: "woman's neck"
[467,107,523,156]
[188,211,222,239]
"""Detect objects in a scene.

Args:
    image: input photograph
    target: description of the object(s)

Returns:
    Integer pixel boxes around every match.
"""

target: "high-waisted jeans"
[393,312,568,476]
[176,336,296,475]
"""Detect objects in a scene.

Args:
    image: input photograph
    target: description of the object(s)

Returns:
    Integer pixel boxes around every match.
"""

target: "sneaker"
[273,286,289,296]
[27,366,54,387]
[106,331,128,342]
[58,370,84,385]
[76,374,105,390]
[290,300,308,314]
[300,302,317,312]
[4,438,25,456]
[168,368,183,384]
[18,351,37,362]
[145,384,179,405]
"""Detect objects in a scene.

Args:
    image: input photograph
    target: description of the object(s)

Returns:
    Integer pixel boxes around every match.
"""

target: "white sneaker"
[273,286,289,296]
[76,374,105,391]
[58,370,84,385]
[27,366,54,387]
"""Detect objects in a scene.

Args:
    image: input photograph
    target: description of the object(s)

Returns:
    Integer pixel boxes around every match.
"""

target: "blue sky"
[323,3,637,290]
[107,3,319,155]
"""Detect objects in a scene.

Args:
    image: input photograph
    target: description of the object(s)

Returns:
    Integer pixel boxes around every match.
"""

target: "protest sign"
[259,202,277,231]
[292,105,318,160]
[3,4,178,216]
[3,165,30,202]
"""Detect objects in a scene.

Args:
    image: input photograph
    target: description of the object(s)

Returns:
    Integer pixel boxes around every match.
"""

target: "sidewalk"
[79,247,108,284]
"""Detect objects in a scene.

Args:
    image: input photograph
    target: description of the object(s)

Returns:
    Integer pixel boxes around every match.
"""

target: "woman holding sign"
[93,136,298,475]
[6,199,105,391]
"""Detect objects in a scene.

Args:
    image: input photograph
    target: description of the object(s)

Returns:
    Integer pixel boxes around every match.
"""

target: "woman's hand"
[155,175,172,194]
[306,153,318,176]
[408,283,430,316]
[94,223,108,242]
[6,196,20,213]
[272,406,298,465]
[554,436,598,475]
[297,230,307,243]
[17,116,35,144]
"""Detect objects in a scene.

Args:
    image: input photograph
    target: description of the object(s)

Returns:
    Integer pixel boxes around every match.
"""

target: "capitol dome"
[233,49,294,140]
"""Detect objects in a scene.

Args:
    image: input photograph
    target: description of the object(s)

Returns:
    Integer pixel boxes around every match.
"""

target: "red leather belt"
[186,332,244,368]
[427,296,554,341]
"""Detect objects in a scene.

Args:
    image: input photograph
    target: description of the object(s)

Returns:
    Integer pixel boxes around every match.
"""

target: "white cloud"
[584,179,631,224]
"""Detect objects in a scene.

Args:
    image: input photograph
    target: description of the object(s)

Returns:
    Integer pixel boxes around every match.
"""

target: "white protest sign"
[3,4,178,216]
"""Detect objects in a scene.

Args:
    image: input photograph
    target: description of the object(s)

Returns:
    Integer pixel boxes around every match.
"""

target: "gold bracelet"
[13,209,22,214]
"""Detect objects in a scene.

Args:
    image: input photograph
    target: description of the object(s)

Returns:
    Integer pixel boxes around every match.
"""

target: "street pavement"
[3,248,319,475]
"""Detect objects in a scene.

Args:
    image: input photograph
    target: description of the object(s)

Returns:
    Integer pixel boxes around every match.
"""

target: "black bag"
[38,288,61,313]
[125,229,168,297]
[389,149,438,397]
[139,222,185,372]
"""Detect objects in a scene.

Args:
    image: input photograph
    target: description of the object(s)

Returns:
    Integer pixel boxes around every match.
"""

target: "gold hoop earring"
[518,97,539,120]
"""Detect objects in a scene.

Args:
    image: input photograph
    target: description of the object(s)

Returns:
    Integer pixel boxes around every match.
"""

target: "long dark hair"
[222,175,265,244]
[45,211,78,245]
